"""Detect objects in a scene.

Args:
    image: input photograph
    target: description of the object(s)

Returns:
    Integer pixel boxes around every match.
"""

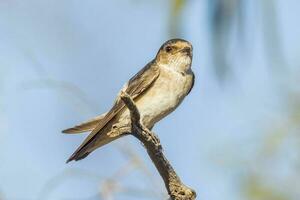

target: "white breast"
[135,66,193,127]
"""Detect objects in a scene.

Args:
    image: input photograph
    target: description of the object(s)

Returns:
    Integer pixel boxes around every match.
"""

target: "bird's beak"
[181,47,192,57]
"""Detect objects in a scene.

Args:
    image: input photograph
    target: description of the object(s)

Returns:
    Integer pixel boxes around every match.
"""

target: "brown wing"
[62,112,107,134]
[89,60,159,135]
[187,71,195,95]
[67,60,160,162]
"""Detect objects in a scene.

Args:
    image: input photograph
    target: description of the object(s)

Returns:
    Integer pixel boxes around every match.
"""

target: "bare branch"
[120,92,196,200]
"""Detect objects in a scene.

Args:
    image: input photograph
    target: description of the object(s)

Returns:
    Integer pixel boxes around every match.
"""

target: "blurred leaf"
[260,0,287,73]
[262,126,288,157]
[207,0,241,81]
[169,0,187,37]
[243,176,289,200]
[206,0,287,81]
[171,0,185,17]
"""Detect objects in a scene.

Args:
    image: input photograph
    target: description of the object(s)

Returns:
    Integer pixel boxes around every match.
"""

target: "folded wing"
[62,112,107,134]
[66,60,160,162]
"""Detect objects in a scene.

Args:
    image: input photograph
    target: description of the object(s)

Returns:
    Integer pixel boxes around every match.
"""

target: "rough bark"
[120,92,196,200]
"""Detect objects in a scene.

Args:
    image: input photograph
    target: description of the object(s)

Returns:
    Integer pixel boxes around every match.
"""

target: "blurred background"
[0,0,299,199]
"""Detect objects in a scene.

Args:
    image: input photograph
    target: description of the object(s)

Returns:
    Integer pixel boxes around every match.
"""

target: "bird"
[63,38,195,163]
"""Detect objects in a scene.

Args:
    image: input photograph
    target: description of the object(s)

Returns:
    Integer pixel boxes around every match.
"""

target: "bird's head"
[155,38,193,72]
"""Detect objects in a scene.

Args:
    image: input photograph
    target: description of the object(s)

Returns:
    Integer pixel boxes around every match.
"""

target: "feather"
[66,61,160,162]
[62,113,107,134]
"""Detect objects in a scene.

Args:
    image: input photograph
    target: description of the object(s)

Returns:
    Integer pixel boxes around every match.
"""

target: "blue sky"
[0,0,299,200]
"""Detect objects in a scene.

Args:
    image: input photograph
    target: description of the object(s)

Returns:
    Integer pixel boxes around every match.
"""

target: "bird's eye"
[165,46,172,53]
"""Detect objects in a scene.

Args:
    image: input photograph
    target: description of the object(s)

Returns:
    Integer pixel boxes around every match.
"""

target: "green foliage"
[243,176,289,200]
[169,0,186,37]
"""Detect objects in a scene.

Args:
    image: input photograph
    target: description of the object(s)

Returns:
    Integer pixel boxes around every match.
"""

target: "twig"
[120,92,196,200]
